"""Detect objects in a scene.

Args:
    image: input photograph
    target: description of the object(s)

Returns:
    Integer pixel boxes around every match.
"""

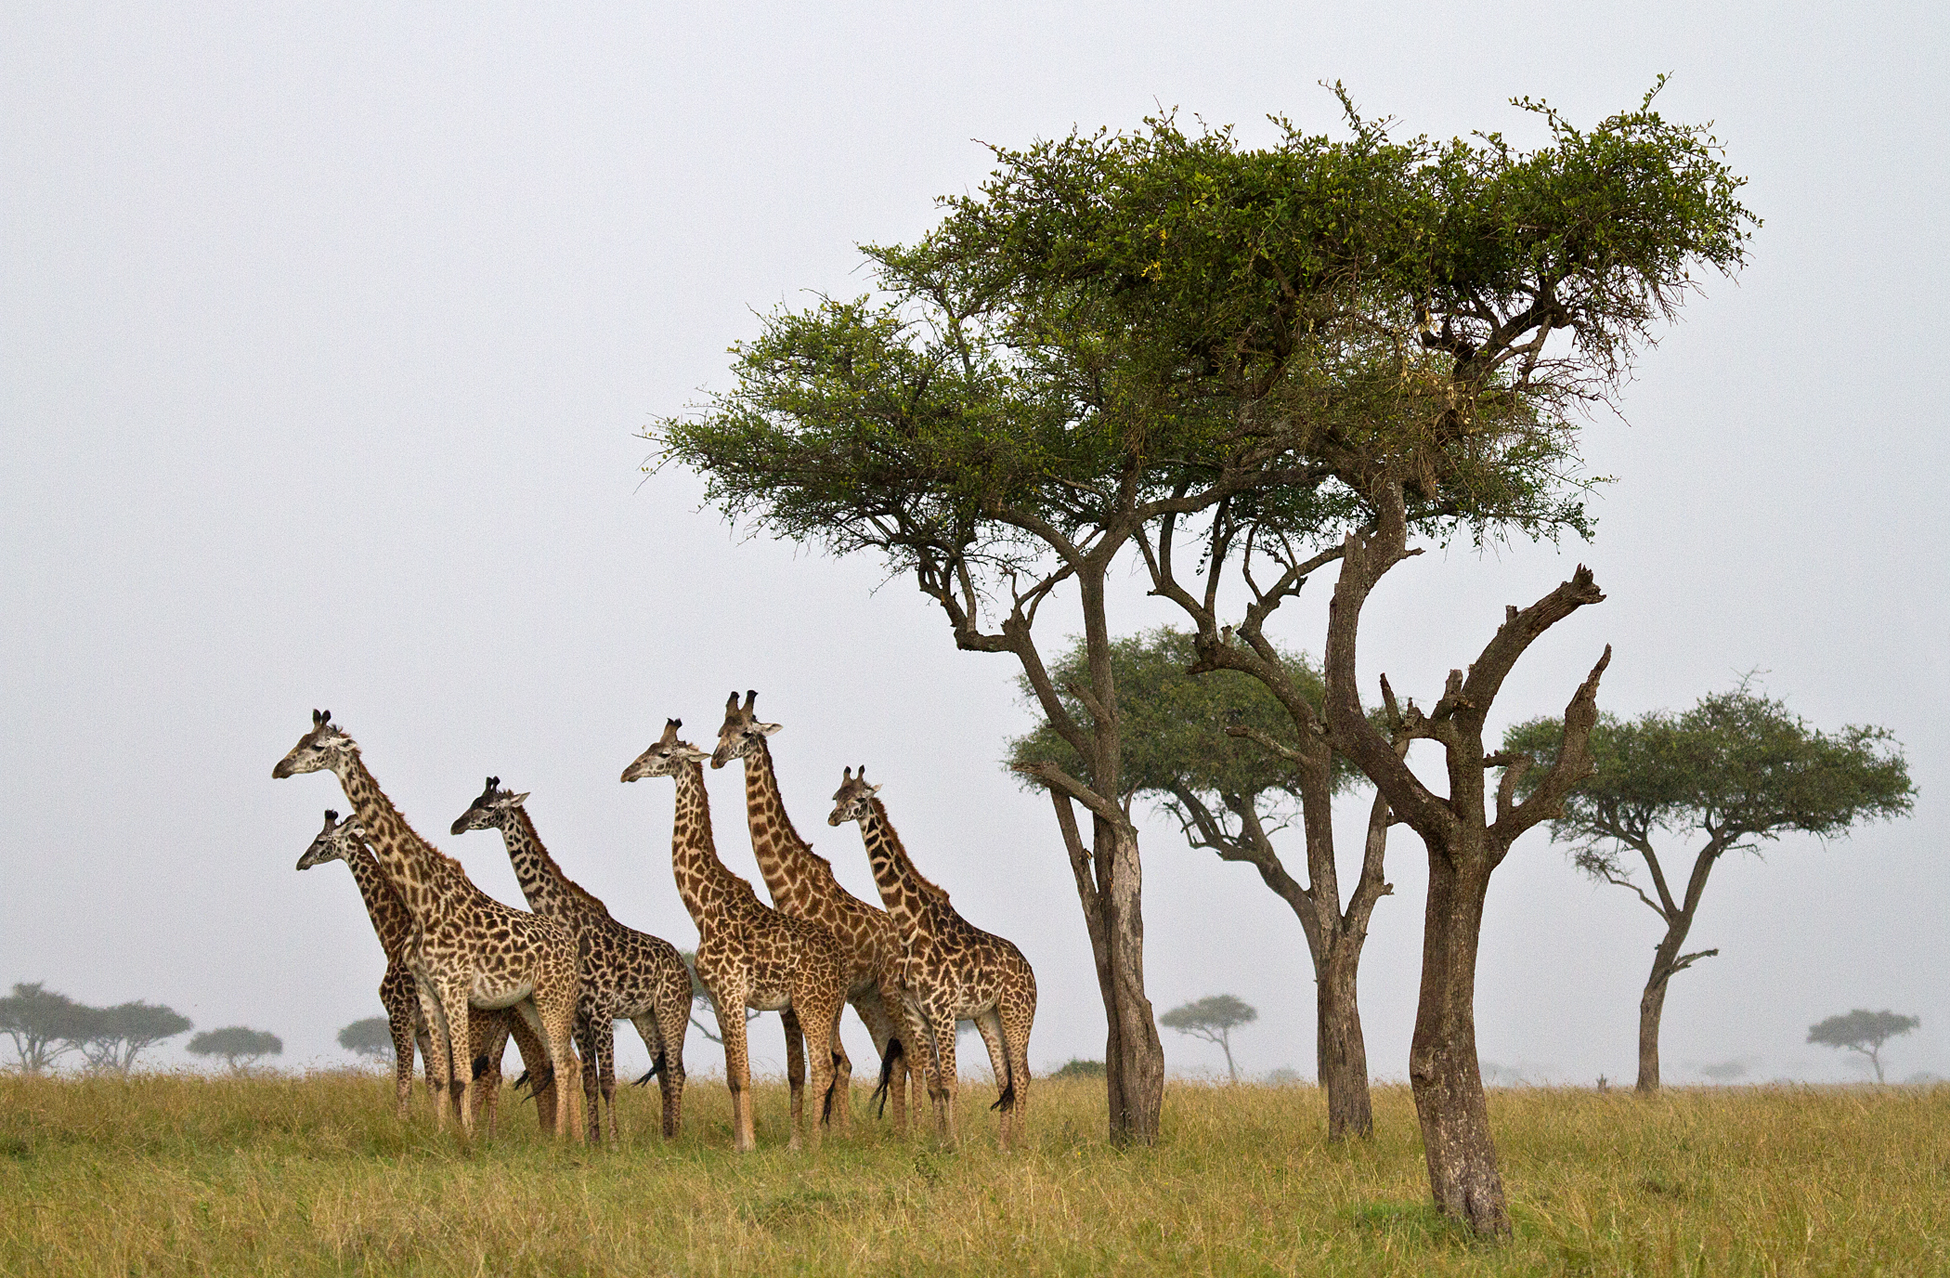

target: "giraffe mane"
[515,807,614,919]
[869,796,951,905]
[355,766,473,881]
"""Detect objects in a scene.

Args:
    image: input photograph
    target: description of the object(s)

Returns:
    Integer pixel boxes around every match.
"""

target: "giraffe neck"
[492,808,577,920]
[334,751,467,925]
[340,844,415,957]
[859,797,944,934]
[740,737,824,914]
[671,760,755,926]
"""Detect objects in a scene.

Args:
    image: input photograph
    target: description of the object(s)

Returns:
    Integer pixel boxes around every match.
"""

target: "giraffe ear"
[757,721,783,737]
[511,792,531,806]
[870,784,883,796]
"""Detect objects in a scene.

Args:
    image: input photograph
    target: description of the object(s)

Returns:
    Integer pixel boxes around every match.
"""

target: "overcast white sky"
[4,2,1945,1091]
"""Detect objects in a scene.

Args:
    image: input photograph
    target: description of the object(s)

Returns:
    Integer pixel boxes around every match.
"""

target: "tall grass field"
[2,1071,1944,1275]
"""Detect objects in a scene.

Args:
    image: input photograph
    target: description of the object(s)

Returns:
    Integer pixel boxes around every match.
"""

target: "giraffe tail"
[633,1049,667,1087]
[471,1055,492,1080]
[820,1051,843,1125]
[990,1054,1022,1114]
[514,1065,554,1102]
[871,1037,904,1118]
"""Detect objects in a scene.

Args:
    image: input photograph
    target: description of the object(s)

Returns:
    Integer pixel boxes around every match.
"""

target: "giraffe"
[296,810,557,1132]
[829,766,1037,1148]
[711,690,923,1133]
[621,718,848,1153]
[274,710,584,1143]
[450,778,693,1144]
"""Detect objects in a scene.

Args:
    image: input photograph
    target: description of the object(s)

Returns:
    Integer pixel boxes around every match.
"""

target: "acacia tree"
[0,982,92,1073]
[1113,91,1749,1230]
[188,1026,283,1074]
[1160,995,1259,1082]
[76,1001,192,1073]
[660,86,1752,1185]
[338,1017,393,1062]
[1808,1009,1919,1084]
[1506,689,1914,1093]
[1010,628,1394,1137]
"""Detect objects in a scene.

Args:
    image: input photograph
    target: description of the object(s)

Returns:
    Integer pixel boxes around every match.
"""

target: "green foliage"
[1051,1058,1107,1078]
[1808,1010,1920,1083]
[1503,686,1915,882]
[1006,627,1338,803]
[336,1017,393,1062]
[655,90,1755,582]
[186,1027,283,1073]
[1160,995,1259,1035]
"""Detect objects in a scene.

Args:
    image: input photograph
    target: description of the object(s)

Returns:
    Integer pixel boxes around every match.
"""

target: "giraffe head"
[622,719,711,782]
[710,689,781,768]
[296,808,368,870]
[827,765,882,827]
[449,776,530,837]
[273,709,356,780]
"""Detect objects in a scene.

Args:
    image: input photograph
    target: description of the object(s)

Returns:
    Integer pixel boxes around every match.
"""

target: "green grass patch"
[0,1072,1945,1275]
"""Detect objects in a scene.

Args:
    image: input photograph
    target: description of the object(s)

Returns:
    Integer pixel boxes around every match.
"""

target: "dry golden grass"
[1,1070,1944,1276]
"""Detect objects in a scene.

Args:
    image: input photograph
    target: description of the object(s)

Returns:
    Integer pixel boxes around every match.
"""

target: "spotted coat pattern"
[712,691,923,1133]
[297,811,554,1131]
[622,720,847,1153]
[830,770,1037,1148]
[451,781,693,1144]
[274,712,585,1143]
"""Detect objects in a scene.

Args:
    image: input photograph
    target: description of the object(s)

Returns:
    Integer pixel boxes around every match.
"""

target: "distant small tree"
[1808,1010,1919,1084]
[1160,995,1258,1083]
[0,983,92,1073]
[337,1017,393,1063]
[187,1027,283,1074]
[1506,687,1913,1093]
[1052,1059,1106,1079]
[77,1002,191,1073]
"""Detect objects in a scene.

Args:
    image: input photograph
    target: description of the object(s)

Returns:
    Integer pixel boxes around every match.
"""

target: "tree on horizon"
[1808,1010,1919,1084]
[1506,685,1913,1093]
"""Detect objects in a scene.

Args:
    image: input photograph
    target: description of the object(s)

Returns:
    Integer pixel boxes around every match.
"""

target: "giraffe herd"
[275,695,1037,1153]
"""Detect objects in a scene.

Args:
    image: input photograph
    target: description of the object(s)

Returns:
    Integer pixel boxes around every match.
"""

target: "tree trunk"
[1408,849,1509,1236]
[1318,939,1374,1140]
[1099,817,1165,1145]
[1637,968,1668,1094]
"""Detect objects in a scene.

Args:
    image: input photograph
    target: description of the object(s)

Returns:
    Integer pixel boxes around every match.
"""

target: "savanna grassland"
[1,1072,1944,1276]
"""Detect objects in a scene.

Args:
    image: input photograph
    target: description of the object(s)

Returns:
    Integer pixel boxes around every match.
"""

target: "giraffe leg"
[583,1016,619,1148]
[413,977,456,1133]
[876,979,926,1137]
[533,983,584,1143]
[647,969,691,1138]
[414,1019,437,1111]
[468,1010,511,1139]
[714,988,756,1153]
[851,985,905,1134]
[924,1008,960,1146]
[507,1002,556,1133]
[781,1007,808,1151]
[998,983,1035,1150]
[631,1009,684,1140]
[437,979,476,1146]
[973,1008,1011,1147]
[382,967,418,1120]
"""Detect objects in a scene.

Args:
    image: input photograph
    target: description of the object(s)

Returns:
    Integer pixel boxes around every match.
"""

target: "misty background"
[4,2,1944,1088]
